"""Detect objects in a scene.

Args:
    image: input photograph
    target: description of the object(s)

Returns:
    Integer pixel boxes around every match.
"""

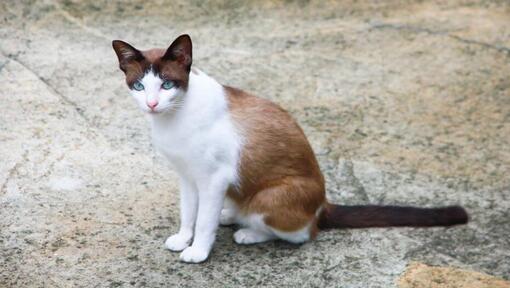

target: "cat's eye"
[133,81,144,91]
[162,81,175,90]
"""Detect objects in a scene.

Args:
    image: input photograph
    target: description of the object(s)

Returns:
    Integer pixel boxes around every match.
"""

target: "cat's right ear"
[112,40,143,72]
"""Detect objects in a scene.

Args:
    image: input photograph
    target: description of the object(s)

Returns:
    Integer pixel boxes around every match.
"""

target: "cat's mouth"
[146,105,173,115]
[147,109,165,115]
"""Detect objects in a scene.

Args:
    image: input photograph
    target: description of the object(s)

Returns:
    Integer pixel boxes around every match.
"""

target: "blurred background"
[1,1,509,287]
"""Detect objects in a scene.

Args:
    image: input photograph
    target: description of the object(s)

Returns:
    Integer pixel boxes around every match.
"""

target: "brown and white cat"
[112,35,468,263]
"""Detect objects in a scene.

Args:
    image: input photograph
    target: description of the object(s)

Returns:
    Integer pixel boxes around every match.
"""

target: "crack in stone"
[338,159,370,203]
[0,52,93,126]
[449,34,510,55]
[1,150,28,196]
[53,1,111,41]
[34,152,66,183]
[371,23,452,36]
[371,23,510,57]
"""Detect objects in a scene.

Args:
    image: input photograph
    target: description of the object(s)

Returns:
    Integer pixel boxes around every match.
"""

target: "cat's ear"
[163,34,192,70]
[112,40,143,71]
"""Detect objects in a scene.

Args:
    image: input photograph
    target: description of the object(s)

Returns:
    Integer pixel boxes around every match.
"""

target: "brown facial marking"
[112,35,193,90]
[142,48,166,63]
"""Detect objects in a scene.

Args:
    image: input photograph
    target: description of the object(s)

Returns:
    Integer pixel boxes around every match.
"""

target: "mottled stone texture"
[0,1,509,287]
[398,262,510,288]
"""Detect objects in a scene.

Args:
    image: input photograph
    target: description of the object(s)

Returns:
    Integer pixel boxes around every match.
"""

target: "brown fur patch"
[142,48,165,63]
[225,86,326,234]
[156,58,190,89]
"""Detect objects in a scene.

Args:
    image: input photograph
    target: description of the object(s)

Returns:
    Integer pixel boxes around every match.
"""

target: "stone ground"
[1,0,509,287]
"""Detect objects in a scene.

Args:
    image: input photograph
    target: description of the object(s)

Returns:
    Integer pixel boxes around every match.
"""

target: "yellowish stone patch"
[398,262,510,288]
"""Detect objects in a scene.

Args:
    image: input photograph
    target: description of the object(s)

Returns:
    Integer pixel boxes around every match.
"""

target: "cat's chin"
[147,110,163,115]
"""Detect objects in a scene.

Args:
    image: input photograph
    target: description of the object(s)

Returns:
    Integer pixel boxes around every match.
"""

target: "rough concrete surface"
[0,1,509,287]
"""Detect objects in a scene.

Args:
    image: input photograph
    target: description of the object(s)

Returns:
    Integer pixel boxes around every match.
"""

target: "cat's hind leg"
[246,179,323,244]
[263,209,318,244]
[232,213,275,244]
[268,223,313,244]
[233,228,275,244]
[232,213,311,245]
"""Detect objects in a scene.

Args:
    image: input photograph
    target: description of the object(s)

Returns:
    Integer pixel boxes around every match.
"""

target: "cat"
[112,34,468,263]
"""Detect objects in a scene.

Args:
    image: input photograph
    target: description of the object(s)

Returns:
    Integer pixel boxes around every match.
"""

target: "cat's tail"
[317,203,468,229]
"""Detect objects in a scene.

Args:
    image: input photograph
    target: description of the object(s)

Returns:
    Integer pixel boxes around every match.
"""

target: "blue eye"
[133,81,144,91]
[162,81,175,90]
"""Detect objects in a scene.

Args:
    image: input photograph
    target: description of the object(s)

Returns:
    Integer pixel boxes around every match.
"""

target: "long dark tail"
[318,203,468,229]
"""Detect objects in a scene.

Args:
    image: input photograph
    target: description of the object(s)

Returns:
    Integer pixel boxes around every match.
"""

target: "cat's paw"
[165,233,192,252]
[219,209,236,226]
[179,246,209,263]
[233,228,274,245]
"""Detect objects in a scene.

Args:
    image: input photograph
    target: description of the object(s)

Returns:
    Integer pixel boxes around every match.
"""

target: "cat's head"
[112,34,192,114]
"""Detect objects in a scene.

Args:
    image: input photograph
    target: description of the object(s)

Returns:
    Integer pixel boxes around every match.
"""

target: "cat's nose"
[147,100,158,110]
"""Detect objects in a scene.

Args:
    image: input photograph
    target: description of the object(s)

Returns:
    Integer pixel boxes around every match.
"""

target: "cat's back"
[224,86,324,199]
[224,86,306,146]
[224,86,295,128]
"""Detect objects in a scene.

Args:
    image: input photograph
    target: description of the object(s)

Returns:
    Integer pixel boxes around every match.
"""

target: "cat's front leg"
[179,171,229,263]
[165,176,198,252]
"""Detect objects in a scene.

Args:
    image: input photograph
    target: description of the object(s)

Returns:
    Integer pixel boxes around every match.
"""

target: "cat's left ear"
[163,34,192,71]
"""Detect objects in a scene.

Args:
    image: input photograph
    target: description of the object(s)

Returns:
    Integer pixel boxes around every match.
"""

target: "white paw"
[219,209,236,226]
[179,246,209,263]
[165,233,192,252]
[234,228,273,245]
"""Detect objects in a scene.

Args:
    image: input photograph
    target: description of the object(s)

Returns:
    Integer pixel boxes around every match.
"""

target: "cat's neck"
[149,68,227,130]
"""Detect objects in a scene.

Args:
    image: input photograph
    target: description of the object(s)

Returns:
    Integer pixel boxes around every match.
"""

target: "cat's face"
[112,35,192,114]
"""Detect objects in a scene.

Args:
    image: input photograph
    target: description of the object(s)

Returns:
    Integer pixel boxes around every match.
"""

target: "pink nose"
[147,100,158,110]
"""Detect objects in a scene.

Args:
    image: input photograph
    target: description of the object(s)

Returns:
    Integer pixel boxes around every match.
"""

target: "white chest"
[152,115,241,181]
[148,71,242,182]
